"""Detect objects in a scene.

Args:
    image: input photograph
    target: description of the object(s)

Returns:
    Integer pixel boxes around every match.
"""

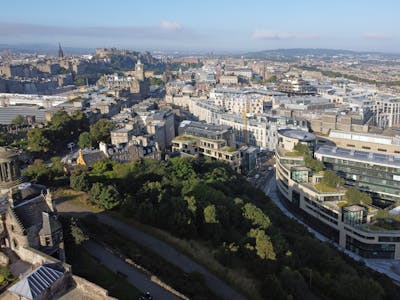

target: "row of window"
[344,226,375,240]
[305,204,338,225]
[304,196,339,219]
[345,235,395,259]
[322,157,400,175]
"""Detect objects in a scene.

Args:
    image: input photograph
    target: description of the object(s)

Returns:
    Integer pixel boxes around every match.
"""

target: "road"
[56,201,246,300]
[84,240,179,300]
[260,169,400,283]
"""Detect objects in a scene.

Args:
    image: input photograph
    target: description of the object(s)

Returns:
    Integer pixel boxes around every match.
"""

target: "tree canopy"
[322,170,345,187]
[89,118,115,146]
[61,156,399,300]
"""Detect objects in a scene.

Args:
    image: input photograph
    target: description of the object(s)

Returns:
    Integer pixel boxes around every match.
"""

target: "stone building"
[0,147,64,263]
[97,61,149,98]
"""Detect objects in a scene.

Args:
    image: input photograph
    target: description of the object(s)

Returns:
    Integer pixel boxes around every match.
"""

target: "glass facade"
[342,207,366,226]
[322,157,400,203]
[291,169,308,183]
[346,235,395,259]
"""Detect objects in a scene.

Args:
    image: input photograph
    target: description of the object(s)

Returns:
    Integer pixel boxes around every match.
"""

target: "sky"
[1,0,399,53]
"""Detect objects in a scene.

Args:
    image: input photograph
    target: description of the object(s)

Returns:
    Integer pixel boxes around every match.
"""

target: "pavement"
[56,201,246,300]
[84,240,179,300]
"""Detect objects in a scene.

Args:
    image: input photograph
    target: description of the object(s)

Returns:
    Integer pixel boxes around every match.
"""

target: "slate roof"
[39,212,62,236]
[8,263,65,300]
[12,195,51,229]
[83,151,107,167]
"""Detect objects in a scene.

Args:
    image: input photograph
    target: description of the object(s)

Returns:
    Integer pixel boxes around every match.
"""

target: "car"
[268,166,273,171]
[139,292,153,300]
[67,142,75,149]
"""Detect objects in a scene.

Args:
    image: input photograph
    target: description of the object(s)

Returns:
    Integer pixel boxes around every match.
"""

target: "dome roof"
[182,84,195,94]
[0,147,19,162]
[278,129,316,142]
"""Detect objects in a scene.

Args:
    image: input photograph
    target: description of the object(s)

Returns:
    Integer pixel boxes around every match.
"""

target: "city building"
[178,120,235,146]
[315,145,400,205]
[372,97,400,128]
[172,135,241,173]
[275,129,400,259]
[323,130,400,155]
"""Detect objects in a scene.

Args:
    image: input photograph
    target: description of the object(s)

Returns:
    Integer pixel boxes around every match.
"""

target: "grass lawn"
[284,151,305,157]
[106,211,261,300]
[315,183,339,193]
[54,188,103,213]
[67,246,140,300]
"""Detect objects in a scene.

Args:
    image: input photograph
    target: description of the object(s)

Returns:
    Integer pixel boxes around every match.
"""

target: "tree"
[293,143,310,156]
[204,204,218,223]
[70,218,88,246]
[322,170,344,187]
[243,203,270,229]
[70,172,91,192]
[11,115,24,127]
[248,228,276,260]
[304,156,324,173]
[89,182,120,209]
[78,132,91,149]
[50,110,72,132]
[70,110,89,136]
[22,159,51,183]
[345,188,372,206]
[90,119,115,146]
[27,128,51,152]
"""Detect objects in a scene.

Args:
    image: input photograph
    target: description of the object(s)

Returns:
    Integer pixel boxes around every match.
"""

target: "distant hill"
[0,43,94,55]
[241,48,397,59]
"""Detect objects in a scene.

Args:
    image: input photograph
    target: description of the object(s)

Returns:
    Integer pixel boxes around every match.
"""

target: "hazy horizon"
[1,0,399,53]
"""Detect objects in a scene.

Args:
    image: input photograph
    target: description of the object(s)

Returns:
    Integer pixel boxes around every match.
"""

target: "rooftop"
[8,263,65,300]
[278,129,316,142]
[316,145,400,168]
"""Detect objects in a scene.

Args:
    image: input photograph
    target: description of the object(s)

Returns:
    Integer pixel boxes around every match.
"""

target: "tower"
[58,43,64,59]
[0,147,22,194]
[135,59,144,81]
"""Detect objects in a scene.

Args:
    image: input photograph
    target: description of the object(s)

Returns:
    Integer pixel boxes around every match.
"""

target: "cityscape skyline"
[1,0,400,53]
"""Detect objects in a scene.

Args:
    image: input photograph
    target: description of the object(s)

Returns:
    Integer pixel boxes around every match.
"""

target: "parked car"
[139,292,153,300]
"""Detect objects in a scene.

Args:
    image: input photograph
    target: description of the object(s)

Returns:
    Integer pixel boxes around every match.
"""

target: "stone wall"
[72,275,117,300]
[17,246,59,267]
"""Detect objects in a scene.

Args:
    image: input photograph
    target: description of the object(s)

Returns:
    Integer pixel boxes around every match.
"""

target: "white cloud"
[253,29,320,40]
[362,32,393,40]
[160,20,182,31]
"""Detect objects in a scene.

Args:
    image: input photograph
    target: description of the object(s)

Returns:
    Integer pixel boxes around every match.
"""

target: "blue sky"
[1,0,399,52]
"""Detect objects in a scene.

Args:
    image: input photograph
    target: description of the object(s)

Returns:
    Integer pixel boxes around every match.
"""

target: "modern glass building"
[315,145,400,205]
[276,129,400,259]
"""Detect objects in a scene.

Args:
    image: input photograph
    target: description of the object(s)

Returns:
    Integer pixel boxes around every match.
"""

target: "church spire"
[58,43,64,59]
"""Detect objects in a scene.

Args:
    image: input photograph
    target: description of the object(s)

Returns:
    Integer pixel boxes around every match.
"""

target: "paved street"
[56,201,246,300]
[95,214,246,300]
[84,240,179,300]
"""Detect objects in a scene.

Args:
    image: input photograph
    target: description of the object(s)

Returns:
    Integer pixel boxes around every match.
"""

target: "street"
[84,240,180,300]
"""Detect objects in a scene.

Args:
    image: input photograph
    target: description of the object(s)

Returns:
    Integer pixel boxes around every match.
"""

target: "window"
[13,239,18,249]
[378,148,387,152]
[347,144,355,147]
[362,146,371,150]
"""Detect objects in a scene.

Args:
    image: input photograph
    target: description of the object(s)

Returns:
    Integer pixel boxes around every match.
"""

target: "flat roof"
[278,129,316,142]
[316,145,400,168]
[329,130,398,146]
